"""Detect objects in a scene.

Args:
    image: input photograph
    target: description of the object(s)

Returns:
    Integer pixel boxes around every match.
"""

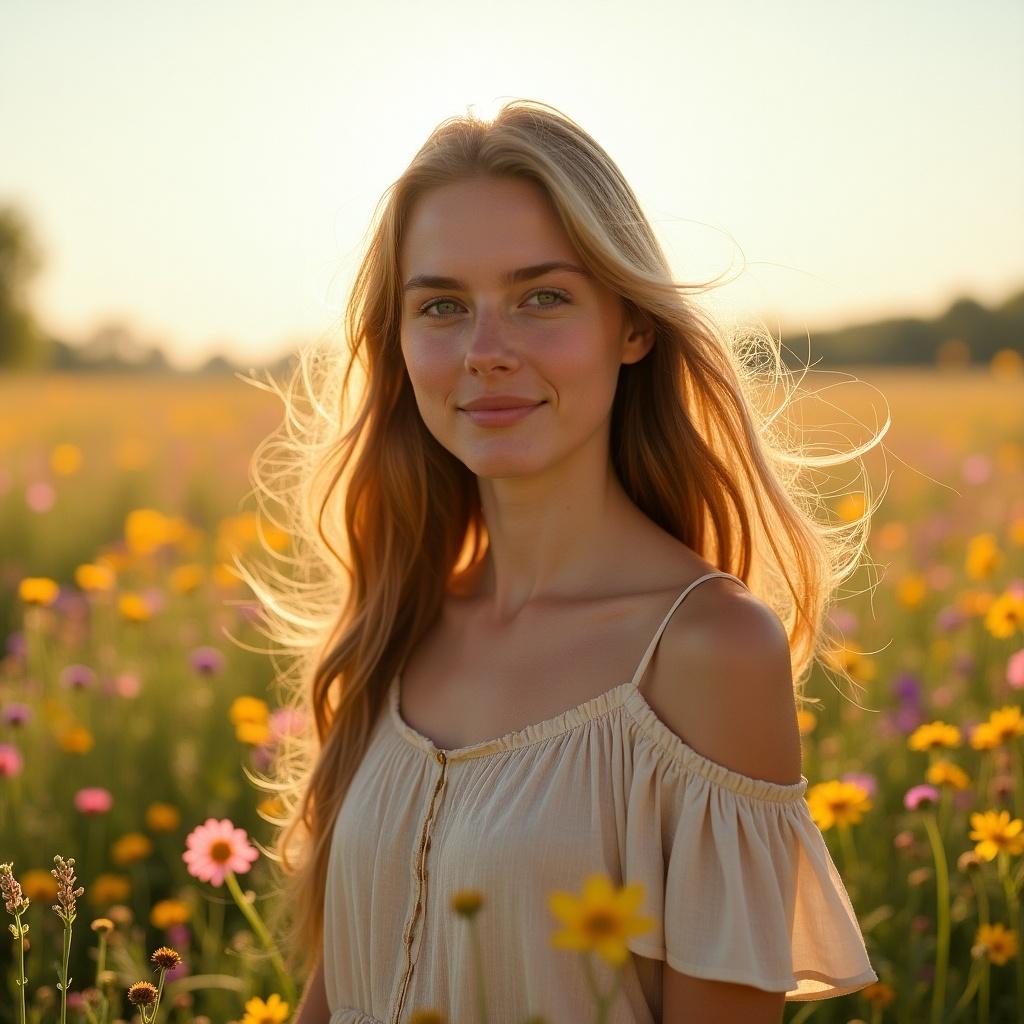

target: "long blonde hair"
[234,98,885,980]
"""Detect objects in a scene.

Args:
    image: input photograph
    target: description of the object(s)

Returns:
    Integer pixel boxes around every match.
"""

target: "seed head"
[126,981,159,1007]
[150,945,182,970]
[90,917,115,934]
[50,855,85,925]
[0,863,30,916]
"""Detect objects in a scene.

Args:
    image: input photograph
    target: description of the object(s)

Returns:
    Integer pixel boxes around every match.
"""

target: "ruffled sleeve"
[620,696,879,1001]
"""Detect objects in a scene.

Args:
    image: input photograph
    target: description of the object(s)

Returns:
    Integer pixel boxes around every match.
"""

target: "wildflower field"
[1,362,1023,1024]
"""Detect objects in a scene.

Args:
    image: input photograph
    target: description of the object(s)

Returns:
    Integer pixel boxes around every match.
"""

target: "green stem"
[223,870,296,1008]
[922,811,950,1024]
[943,955,985,1023]
[14,912,27,1024]
[997,852,1024,1016]
[837,822,861,884]
[469,918,488,1024]
[58,920,72,1024]
[973,873,991,1024]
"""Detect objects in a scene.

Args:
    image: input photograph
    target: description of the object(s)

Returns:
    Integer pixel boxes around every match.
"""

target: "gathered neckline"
[386,671,809,803]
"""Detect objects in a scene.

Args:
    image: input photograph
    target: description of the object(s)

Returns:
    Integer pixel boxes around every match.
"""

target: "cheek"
[401,333,457,401]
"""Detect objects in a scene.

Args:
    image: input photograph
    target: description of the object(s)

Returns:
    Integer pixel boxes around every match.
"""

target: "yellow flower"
[806,780,873,831]
[450,888,484,918]
[897,573,927,608]
[257,796,286,820]
[150,898,191,930]
[20,869,58,903]
[966,533,1002,580]
[796,709,817,736]
[240,993,290,1024]
[970,722,1000,751]
[74,562,116,592]
[213,561,243,589]
[229,696,270,726]
[926,760,970,790]
[111,833,153,866]
[409,1013,445,1024]
[57,725,95,754]
[547,872,655,968]
[236,720,272,746]
[835,492,866,523]
[969,810,1024,861]
[975,923,1018,966]
[821,643,877,682]
[908,721,962,751]
[125,508,175,557]
[50,442,83,476]
[991,349,1023,379]
[146,802,181,832]
[986,705,1024,745]
[118,592,153,622]
[862,981,896,1008]
[89,873,132,907]
[18,577,60,606]
[1010,517,1024,548]
[169,563,205,595]
[984,591,1024,639]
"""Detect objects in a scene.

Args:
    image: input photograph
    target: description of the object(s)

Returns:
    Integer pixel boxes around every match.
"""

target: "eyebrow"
[402,260,591,293]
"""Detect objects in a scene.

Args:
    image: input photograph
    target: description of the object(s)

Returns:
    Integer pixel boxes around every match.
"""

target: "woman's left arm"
[650,592,804,1024]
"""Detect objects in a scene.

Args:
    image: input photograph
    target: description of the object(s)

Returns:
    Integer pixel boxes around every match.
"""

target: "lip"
[459,401,545,427]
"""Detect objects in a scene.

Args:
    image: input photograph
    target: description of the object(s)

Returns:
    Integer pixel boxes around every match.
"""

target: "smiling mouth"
[459,401,546,426]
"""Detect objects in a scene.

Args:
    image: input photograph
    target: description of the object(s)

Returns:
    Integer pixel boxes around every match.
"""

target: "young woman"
[247,100,881,1024]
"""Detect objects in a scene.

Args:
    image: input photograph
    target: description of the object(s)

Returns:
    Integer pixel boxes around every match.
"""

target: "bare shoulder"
[643,578,803,786]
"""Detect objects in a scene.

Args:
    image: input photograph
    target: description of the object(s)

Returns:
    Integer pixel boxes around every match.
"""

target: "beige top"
[324,572,878,1023]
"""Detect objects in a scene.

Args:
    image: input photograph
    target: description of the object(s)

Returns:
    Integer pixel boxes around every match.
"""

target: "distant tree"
[0,203,50,369]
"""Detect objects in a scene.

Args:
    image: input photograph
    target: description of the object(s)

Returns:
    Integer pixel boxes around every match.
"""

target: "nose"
[463,308,520,375]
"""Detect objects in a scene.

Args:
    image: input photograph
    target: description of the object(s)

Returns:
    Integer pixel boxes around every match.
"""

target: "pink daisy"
[182,818,258,886]
[74,787,113,814]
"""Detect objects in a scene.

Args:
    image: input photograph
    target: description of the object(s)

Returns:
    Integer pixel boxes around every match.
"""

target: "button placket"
[391,749,447,1023]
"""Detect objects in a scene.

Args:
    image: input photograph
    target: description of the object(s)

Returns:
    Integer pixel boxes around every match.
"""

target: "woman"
[245,99,881,1023]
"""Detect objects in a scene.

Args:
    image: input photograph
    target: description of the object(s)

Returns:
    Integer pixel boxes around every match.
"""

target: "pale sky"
[2,0,1021,371]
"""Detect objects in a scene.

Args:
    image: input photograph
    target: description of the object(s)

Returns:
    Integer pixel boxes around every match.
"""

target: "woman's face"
[398,175,652,480]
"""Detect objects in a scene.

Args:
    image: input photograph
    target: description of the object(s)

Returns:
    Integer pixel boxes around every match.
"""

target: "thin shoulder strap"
[627,571,748,689]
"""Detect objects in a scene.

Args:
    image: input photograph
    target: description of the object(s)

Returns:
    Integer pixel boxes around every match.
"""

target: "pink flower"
[74,787,113,814]
[1007,649,1024,690]
[904,784,940,811]
[182,818,258,886]
[0,743,23,777]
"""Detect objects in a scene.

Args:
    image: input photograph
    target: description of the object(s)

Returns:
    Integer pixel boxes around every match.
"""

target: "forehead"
[399,176,578,275]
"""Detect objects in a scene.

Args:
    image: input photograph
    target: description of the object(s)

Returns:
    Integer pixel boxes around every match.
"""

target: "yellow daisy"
[987,705,1024,744]
[926,759,971,789]
[969,810,1024,861]
[975,923,1018,966]
[908,721,962,751]
[985,591,1024,639]
[240,993,290,1024]
[806,780,873,831]
[548,872,656,968]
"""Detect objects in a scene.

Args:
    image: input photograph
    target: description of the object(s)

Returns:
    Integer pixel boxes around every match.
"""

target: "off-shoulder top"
[323,571,878,1023]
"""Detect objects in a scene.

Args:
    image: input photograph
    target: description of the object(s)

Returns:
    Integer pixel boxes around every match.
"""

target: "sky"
[1,0,1022,371]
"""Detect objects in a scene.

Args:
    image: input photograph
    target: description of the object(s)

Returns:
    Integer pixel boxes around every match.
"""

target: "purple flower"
[841,771,878,799]
[952,652,976,678]
[166,923,191,948]
[1,703,32,727]
[60,664,96,691]
[188,646,225,676]
[827,608,858,635]
[891,673,922,704]
[0,744,23,777]
[891,704,925,735]
[935,605,967,632]
[5,632,26,660]
[904,784,940,811]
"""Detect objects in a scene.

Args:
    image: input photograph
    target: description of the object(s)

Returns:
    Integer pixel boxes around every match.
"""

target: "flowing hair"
[232,98,887,981]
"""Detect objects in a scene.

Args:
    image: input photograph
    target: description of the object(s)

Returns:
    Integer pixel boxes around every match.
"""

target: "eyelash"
[416,288,570,319]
